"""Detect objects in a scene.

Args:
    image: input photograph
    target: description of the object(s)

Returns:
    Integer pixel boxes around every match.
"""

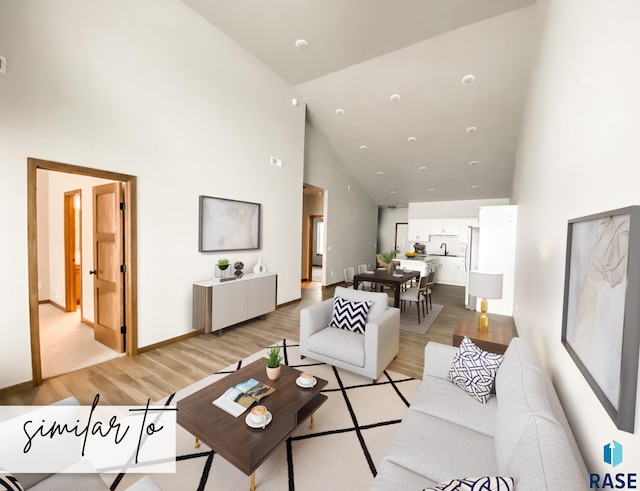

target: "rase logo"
[590,441,637,489]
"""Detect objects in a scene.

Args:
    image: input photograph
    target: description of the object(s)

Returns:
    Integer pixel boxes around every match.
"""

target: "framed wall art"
[198,196,261,252]
[561,206,640,433]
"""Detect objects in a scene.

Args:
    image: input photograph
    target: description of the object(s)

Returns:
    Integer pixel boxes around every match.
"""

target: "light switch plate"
[0,56,6,74]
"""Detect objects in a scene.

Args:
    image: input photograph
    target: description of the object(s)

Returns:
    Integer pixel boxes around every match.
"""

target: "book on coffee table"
[212,378,275,417]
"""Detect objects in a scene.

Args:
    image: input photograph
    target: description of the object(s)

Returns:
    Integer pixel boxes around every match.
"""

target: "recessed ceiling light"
[472,185,480,189]
[469,160,479,166]
[419,166,427,171]
[466,126,477,134]
[407,136,416,143]
[390,191,397,194]
[295,39,308,49]
[390,94,401,102]
[377,171,384,175]
[428,188,435,192]
[360,145,368,150]
[462,74,475,84]
[335,108,344,116]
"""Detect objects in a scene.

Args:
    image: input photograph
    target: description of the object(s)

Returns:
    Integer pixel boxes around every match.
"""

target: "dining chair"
[343,266,355,288]
[421,271,435,314]
[399,275,429,323]
[356,264,376,291]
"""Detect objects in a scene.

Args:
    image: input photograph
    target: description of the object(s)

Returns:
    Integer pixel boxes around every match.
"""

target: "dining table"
[353,268,420,308]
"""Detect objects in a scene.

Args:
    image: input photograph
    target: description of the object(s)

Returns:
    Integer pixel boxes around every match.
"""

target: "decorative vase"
[253,256,267,275]
[266,365,281,380]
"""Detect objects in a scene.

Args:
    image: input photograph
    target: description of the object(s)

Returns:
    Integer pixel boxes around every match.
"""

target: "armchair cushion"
[329,297,371,333]
[332,286,388,319]
[307,326,365,367]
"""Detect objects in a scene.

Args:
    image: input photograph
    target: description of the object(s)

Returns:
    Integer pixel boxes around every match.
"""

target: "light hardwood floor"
[0,282,514,405]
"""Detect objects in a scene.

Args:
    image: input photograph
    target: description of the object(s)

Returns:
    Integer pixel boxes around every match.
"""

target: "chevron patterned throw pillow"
[424,476,514,491]
[329,296,372,334]
[448,336,504,403]
[0,472,25,491]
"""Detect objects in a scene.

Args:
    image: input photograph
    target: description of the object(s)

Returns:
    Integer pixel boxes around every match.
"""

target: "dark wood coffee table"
[177,359,328,490]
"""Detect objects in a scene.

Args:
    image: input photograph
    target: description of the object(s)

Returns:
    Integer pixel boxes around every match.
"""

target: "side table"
[453,319,517,355]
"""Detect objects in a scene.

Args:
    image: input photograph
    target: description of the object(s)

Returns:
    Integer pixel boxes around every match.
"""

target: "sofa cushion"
[329,296,371,334]
[494,366,587,489]
[502,415,587,491]
[410,375,496,437]
[307,326,365,367]
[383,409,497,484]
[495,337,543,395]
[448,337,504,403]
[0,472,24,491]
[28,473,109,491]
[425,476,514,491]
[371,459,436,491]
[333,286,388,320]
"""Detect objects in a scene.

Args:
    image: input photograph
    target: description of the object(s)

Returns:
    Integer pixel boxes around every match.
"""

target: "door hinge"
[120,202,126,211]
[120,264,126,273]
[120,325,127,334]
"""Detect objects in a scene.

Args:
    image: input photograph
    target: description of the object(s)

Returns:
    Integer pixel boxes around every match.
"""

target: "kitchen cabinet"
[408,217,479,242]
[431,256,467,286]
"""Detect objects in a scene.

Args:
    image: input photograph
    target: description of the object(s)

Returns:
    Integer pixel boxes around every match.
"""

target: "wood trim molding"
[0,380,34,398]
[38,299,66,312]
[27,158,138,388]
[276,298,301,309]
[137,330,203,354]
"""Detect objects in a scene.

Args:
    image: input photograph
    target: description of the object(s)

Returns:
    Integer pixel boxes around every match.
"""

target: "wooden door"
[92,182,125,352]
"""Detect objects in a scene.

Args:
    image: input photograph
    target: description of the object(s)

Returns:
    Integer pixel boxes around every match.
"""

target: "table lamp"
[468,270,503,332]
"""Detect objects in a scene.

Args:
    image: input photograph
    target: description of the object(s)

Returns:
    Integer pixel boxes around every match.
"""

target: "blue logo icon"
[604,441,623,467]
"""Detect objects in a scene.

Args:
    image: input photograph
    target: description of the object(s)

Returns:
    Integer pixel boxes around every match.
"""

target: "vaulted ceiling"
[182,0,540,206]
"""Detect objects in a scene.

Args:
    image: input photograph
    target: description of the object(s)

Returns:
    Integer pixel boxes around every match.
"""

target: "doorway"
[301,184,326,285]
[27,159,138,386]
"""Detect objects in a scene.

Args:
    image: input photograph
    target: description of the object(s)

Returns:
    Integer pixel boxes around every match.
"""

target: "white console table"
[193,272,277,334]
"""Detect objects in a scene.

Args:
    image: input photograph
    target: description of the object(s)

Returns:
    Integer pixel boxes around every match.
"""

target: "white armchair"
[300,286,400,381]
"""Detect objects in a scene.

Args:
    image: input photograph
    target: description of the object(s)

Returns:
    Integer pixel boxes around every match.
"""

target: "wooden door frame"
[27,158,138,386]
[64,190,81,313]
[307,214,323,281]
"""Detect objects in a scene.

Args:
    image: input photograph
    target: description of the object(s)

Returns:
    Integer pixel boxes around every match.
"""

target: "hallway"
[39,304,123,379]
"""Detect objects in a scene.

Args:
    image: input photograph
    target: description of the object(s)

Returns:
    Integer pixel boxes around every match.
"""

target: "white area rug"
[104,340,421,491]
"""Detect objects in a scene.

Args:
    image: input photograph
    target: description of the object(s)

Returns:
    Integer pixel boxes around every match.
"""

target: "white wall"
[378,207,409,255]
[512,0,640,473]
[408,198,510,218]
[0,0,305,389]
[304,121,379,283]
[36,171,50,301]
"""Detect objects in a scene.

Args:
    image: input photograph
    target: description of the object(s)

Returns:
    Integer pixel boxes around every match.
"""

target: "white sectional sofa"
[371,337,588,490]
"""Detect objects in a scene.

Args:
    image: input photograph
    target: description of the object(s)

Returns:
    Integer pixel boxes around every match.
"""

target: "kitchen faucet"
[440,243,448,256]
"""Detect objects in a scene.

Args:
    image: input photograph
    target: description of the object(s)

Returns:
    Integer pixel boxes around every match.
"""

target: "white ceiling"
[182,0,540,206]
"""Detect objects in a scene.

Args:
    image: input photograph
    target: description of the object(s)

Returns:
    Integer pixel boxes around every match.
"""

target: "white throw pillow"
[424,476,514,491]
[329,296,371,334]
[448,336,504,403]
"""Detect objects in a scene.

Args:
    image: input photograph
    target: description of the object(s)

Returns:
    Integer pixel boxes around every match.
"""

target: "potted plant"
[377,249,400,272]
[264,345,283,380]
[217,258,230,270]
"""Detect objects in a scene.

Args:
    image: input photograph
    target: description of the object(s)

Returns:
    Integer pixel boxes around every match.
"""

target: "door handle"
[89,270,97,275]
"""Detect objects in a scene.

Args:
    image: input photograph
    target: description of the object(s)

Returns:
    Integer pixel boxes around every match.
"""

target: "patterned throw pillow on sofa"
[329,296,372,334]
[0,472,25,491]
[424,476,514,491]
[448,336,504,403]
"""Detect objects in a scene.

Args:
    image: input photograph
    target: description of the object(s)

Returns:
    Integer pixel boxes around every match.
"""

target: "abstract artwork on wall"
[561,206,640,433]
[198,196,260,252]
